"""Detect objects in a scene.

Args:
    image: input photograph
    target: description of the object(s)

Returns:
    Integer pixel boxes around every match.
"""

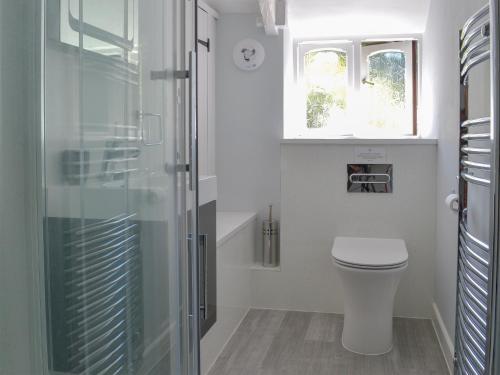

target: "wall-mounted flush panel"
[347,164,393,193]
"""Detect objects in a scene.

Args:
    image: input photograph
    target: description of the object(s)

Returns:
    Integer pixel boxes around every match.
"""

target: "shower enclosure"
[1,0,200,374]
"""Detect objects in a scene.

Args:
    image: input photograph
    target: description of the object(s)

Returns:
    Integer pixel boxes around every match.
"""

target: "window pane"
[361,45,412,135]
[304,49,348,129]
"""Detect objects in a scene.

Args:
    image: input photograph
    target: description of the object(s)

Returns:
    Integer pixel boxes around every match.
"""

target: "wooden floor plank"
[208,309,449,375]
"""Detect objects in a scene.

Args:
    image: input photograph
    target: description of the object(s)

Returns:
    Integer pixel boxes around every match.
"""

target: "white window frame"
[291,36,421,139]
[297,41,354,138]
[360,41,414,137]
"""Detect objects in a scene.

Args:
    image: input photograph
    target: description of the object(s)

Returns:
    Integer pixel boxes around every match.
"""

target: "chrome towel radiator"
[456,1,500,374]
[46,214,143,374]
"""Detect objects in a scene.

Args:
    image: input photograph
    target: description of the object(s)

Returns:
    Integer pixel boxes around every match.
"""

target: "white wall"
[215,14,283,256]
[288,0,431,37]
[422,0,490,360]
[251,143,437,317]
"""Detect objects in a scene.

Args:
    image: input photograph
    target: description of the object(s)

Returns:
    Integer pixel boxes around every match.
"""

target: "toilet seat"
[332,237,408,270]
[334,258,408,270]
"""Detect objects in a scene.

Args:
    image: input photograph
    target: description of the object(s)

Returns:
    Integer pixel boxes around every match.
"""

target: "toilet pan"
[332,237,408,355]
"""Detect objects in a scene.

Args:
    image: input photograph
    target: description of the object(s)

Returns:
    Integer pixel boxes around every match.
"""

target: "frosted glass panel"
[44,0,187,373]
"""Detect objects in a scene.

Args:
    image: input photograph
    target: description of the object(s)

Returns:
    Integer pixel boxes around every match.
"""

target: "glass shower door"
[43,0,195,374]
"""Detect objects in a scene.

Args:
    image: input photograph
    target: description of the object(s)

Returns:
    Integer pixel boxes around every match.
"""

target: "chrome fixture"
[347,164,393,193]
[455,2,500,373]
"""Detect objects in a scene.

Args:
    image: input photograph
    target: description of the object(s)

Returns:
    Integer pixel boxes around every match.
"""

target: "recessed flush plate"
[347,164,393,193]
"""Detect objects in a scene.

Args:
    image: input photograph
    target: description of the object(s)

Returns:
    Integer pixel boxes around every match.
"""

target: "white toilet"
[331,237,408,355]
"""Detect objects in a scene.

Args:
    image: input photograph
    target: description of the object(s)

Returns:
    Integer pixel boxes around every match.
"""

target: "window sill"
[280,137,438,145]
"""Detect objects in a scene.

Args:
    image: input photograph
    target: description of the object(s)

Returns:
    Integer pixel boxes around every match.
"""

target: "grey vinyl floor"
[208,309,449,375]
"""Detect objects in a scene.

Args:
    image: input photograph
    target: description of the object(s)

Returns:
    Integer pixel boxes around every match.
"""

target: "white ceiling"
[204,0,432,37]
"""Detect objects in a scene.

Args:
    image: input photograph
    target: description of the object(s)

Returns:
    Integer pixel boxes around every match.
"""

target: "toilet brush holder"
[262,220,279,267]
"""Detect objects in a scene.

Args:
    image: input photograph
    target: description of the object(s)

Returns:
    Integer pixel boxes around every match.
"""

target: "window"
[303,48,348,129]
[360,41,415,136]
[295,39,418,138]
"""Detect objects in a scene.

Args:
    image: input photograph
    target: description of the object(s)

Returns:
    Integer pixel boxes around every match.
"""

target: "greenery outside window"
[297,39,418,138]
[304,48,348,129]
[298,42,353,137]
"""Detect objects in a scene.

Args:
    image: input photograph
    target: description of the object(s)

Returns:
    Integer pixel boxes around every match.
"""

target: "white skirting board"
[431,303,454,374]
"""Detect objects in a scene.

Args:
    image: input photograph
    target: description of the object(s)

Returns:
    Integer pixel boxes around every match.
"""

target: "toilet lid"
[331,237,408,269]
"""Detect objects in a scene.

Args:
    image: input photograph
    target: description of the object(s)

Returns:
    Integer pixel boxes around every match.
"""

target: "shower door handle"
[172,50,197,190]
[188,50,197,191]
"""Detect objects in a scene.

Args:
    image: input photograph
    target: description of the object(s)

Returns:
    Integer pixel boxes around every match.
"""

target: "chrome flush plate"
[347,164,393,193]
